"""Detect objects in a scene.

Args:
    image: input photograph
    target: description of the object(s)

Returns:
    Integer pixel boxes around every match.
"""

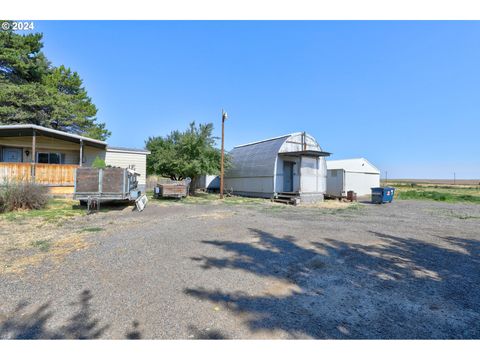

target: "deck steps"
[273,192,301,206]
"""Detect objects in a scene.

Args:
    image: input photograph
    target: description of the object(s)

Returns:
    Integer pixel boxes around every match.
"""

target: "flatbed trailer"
[73,167,147,211]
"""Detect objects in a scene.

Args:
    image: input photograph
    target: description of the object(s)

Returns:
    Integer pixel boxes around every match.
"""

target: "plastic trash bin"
[371,187,395,204]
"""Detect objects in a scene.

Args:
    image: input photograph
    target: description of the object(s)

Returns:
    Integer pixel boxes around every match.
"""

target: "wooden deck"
[0,162,78,186]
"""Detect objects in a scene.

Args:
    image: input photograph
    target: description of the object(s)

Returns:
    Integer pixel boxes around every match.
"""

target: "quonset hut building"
[224,132,330,203]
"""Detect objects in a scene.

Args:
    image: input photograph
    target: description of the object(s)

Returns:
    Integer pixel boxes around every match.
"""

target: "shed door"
[283,161,294,192]
[3,148,22,162]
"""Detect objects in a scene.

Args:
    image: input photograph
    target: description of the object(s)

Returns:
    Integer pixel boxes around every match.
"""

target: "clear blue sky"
[31,21,479,179]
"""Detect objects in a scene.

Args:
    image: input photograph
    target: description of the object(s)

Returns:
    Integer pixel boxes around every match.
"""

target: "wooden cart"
[153,179,191,199]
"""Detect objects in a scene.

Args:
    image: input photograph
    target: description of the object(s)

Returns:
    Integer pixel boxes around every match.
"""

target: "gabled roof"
[327,158,380,174]
[0,124,107,148]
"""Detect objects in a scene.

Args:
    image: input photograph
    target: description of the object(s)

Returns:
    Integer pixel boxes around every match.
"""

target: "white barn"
[326,158,380,197]
[224,132,330,202]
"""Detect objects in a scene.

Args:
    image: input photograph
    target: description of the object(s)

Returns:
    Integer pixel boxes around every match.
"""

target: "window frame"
[36,152,65,164]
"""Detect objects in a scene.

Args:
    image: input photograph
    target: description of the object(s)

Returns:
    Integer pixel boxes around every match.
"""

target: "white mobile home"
[224,132,330,202]
[0,124,150,194]
[326,158,380,197]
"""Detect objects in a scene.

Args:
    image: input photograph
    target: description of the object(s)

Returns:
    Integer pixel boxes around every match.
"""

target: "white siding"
[226,132,328,198]
[317,157,327,194]
[326,169,345,197]
[224,176,273,197]
[326,157,381,197]
[327,158,380,174]
[105,150,148,189]
[327,170,380,197]
[195,175,220,190]
[344,172,380,196]
[300,156,326,193]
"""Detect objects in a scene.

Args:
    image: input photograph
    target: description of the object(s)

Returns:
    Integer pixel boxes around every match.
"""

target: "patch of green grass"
[261,202,364,217]
[31,240,51,252]
[222,196,268,206]
[311,204,364,216]
[397,190,480,203]
[0,198,85,222]
[150,192,270,206]
[386,182,480,204]
[79,227,104,233]
[454,214,480,220]
[261,205,290,213]
[430,208,480,220]
[182,193,218,204]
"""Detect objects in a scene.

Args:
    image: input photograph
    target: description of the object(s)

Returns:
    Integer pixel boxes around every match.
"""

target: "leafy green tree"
[146,122,229,184]
[0,28,110,140]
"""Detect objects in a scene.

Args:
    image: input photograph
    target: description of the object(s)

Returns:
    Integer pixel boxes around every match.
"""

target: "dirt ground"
[0,197,479,339]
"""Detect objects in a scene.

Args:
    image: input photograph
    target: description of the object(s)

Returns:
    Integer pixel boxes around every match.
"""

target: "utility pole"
[220,109,228,199]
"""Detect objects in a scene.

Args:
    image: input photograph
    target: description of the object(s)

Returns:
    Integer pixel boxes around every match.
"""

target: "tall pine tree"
[0,27,110,140]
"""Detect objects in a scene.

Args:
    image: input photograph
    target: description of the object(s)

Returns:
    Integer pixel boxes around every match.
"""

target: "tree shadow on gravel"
[0,290,142,339]
[187,325,228,339]
[185,228,480,339]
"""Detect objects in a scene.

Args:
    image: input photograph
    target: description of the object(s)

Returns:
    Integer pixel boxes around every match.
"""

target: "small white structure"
[194,174,220,191]
[224,132,330,202]
[326,158,380,197]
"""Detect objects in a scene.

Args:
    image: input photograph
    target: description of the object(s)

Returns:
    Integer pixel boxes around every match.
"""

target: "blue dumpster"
[371,187,395,204]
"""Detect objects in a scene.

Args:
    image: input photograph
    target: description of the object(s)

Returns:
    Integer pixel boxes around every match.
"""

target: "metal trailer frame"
[73,167,145,211]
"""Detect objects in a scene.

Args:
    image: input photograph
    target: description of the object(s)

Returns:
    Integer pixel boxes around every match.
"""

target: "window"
[37,153,49,163]
[36,152,65,164]
[49,153,60,164]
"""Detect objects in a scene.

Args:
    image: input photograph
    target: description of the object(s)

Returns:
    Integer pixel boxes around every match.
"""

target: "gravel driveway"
[1,199,479,339]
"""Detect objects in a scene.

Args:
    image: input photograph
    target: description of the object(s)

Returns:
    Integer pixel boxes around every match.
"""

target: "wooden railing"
[0,162,79,186]
[34,164,78,186]
[0,162,32,182]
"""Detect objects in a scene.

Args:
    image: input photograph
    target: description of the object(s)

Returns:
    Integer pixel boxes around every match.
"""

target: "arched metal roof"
[226,132,327,178]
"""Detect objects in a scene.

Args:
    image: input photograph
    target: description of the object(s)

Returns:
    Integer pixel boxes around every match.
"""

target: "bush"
[0,182,49,213]
[92,156,106,169]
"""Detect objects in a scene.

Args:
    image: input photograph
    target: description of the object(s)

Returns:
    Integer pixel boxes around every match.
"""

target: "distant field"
[382,180,480,204]
[385,179,480,186]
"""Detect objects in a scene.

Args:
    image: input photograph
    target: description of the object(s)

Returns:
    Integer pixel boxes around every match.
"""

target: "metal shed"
[326,158,380,197]
[224,132,330,203]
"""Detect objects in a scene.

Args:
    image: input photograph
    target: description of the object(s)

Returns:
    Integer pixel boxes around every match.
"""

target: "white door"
[3,148,22,162]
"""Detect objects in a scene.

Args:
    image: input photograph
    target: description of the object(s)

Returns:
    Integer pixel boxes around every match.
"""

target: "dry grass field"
[385,179,480,186]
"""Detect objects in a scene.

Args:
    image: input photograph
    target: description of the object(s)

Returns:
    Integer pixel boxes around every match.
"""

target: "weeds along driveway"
[0,199,479,339]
